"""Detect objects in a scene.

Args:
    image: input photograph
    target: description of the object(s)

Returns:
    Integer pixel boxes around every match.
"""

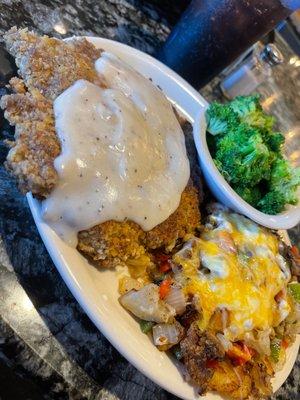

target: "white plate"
[27,37,299,400]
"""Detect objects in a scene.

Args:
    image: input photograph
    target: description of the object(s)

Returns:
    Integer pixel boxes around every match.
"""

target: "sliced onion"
[171,262,182,275]
[118,276,143,295]
[257,330,271,356]
[216,333,232,351]
[119,284,175,323]
[152,321,184,347]
[165,286,186,315]
[221,309,228,331]
[243,330,271,356]
[276,254,291,281]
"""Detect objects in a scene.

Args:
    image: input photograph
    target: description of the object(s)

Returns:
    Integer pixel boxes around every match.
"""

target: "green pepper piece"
[270,338,281,363]
[139,320,155,334]
[288,283,300,303]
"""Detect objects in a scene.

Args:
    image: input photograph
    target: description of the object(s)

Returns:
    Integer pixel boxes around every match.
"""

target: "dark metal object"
[261,43,284,66]
[156,0,299,89]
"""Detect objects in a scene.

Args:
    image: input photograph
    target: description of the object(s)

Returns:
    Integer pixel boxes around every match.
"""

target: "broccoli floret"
[215,126,271,186]
[269,158,300,205]
[205,102,239,136]
[245,112,275,132]
[234,186,262,207]
[230,94,261,117]
[257,191,286,214]
[213,158,231,181]
[270,158,292,186]
[230,95,274,132]
[265,132,285,152]
[258,159,300,214]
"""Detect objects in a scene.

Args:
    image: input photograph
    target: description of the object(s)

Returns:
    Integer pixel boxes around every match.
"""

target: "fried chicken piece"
[76,124,202,266]
[9,77,26,93]
[3,27,103,100]
[1,27,103,196]
[1,28,202,267]
[78,220,145,269]
[145,182,200,249]
[78,182,201,267]
[1,89,59,195]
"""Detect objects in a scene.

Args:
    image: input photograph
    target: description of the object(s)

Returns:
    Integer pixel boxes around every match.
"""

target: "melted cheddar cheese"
[173,209,291,340]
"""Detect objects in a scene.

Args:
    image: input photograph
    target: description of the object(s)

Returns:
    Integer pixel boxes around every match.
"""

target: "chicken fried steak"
[0,28,202,267]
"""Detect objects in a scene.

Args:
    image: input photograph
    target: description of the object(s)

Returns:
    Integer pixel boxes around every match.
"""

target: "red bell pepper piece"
[159,278,172,299]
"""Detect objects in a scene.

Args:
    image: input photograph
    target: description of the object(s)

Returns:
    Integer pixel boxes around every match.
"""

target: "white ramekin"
[193,109,300,230]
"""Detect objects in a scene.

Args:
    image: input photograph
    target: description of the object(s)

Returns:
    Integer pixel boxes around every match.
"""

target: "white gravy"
[42,52,190,247]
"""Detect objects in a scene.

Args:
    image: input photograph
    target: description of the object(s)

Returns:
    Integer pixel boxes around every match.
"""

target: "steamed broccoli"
[257,191,286,215]
[234,186,262,208]
[205,95,300,215]
[214,125,271,186]
[245,112,275,132]
[265,132,285,152]
[229,94,260,117]
[253,159,300,214]
[269,158,300,205]
[205,102,239,135]
[230,94,275,132]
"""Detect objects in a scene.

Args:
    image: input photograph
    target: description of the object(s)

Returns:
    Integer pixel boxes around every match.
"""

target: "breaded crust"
[3,27,103,100]
[78,181,201,268]
[1,28,202,267]
[1,89,59,196]
[1,27,103,196]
